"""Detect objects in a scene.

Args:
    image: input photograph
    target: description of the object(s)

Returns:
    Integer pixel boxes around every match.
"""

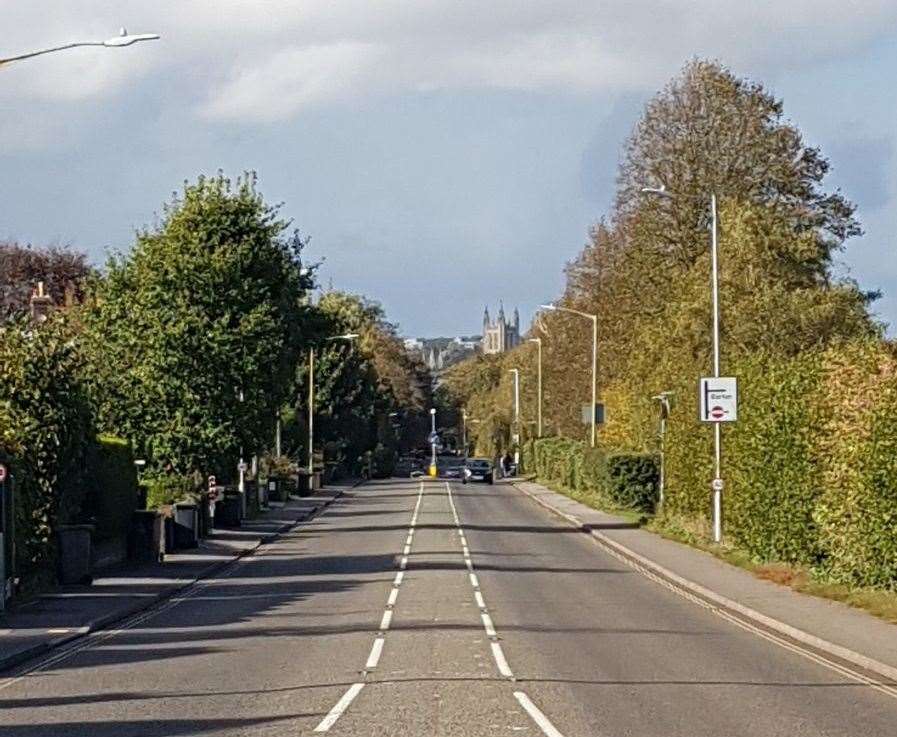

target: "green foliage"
[813,341,897,587]
[143,474,196,510]
[82,172,314,478]
[444,60,896,589]
[301,291,432,465]
[370,445,397,479]
[527,437,658,513]
[725,351,825,565]
[0,315,92,577]
[604,454,659,513]
[82,435,139,541]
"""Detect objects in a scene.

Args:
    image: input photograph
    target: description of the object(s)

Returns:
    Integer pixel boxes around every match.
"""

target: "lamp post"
[429,408,438,477]
[539,304,598,447]
[307,334,358,485]
[0,28,160,66]
[462,412,481,458]
[508,369,520,468]
[651,392,674,508]
[528,337,542,437]
[642,186,724,542]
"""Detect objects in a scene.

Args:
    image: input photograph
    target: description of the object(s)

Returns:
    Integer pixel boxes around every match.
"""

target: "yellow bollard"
[428,464,438,477]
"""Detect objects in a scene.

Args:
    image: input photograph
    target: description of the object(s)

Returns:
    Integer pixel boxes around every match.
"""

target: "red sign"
[710,406,726,420]
[0,464,7,482]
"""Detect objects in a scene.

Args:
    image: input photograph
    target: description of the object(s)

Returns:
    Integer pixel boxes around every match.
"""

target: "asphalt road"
[3,477,897,736]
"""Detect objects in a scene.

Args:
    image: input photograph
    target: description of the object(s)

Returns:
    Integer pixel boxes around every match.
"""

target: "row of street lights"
[488,186,725,542]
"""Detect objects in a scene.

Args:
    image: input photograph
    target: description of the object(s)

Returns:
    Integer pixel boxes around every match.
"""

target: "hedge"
[527,436,658,513]
[143,474,196,509]
[0,316,92,581]
[654,339,897,588]
[82,435,139,541]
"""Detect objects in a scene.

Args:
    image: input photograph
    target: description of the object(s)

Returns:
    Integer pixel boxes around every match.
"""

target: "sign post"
[699,377,737,423]
[699,376,737,543]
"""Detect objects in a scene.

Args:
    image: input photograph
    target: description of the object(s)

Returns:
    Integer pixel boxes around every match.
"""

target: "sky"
[1,2,895,338]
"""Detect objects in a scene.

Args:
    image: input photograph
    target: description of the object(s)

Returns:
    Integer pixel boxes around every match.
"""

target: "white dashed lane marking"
[444,482,568,737]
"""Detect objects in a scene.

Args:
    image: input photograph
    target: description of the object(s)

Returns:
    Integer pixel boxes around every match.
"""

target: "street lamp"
[307,333,358,484]
[642,185,724,542]
[528,337,543,437]
[429,408,438,477]
[651,392,674,508]
[0,28,160,66]
[539,303,598,447]
[508,369,520,467]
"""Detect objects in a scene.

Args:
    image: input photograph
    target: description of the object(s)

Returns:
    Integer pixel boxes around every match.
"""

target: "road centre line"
[445,482,569,737]
[491,642,514,678]
[514,691,566,737]
[366,638,385,669]
[315,481,424,732]
[314,682,366,732]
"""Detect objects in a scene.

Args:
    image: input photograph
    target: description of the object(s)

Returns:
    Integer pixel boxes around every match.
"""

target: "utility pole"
[641,186,726,542]
[528,338,542,437]
[652,392,673,508]
[509,369,520,468]
[429,408,438,477]
[709,193,723,543]
[539,304,598,447]
[307,347,315,479]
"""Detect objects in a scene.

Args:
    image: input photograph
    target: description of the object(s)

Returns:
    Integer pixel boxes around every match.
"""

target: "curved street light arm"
[0,31,159,65]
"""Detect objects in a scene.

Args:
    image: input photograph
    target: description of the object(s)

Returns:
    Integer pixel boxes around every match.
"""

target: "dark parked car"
[439,456,465,479]
[462,458,494,484]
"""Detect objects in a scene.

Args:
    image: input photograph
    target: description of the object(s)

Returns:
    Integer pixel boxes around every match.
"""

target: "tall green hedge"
[655,339,897,588]
[0,316,92,580]
[82,435,139,541]
[528,437,658,513]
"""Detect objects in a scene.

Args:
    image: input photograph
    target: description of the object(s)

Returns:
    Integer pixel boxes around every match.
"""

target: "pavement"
[1,477,896,736]
[0,485,347,672]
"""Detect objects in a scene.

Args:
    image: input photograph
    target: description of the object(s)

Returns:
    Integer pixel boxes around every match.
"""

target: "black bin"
[173,503,199,549]
[215,493,243,528]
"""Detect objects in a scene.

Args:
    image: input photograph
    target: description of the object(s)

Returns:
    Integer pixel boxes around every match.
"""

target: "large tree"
[0,241,93,318]
[82,173,314,477]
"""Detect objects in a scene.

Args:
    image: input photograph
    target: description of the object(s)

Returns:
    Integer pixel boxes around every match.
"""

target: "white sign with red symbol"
[699,377,738,423]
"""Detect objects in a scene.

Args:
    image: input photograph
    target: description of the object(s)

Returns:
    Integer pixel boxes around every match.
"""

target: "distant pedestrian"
[502,452,513,478]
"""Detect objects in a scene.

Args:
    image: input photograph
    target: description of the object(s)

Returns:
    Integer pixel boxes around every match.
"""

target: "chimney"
[30,281,54,322]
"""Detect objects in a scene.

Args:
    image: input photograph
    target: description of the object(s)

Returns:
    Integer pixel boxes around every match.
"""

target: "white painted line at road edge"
[514,691,566,737]
[314,683,365,732]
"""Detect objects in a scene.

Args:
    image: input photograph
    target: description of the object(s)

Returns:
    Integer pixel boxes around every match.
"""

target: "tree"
[82,173,314,477]
[448,59,878,451]
[0,241,93,318]
[307,291,432,464]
